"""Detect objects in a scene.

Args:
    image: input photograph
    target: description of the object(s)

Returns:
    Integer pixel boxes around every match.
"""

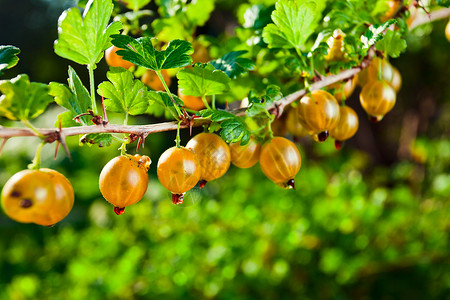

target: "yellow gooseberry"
[330,106,359,149]
[186,133,231,187]
[297,90,340,142]
[360,80,396,122]
[1,169,74,226]
[229,136,261,168]
[259,137,301,189]
[157,146,201,205]
[99,155,151,215]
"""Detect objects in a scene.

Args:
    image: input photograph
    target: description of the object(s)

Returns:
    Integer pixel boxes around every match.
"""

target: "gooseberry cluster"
[278,46,401,149]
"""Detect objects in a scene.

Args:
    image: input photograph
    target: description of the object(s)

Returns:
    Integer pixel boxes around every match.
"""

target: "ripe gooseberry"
[186,133,231,188]
[157,146,201,204]
[357,57,399,90]
[259,137,301,189]
[99,154,151,215]
[360,80,396,122]
[229,136,261,169]
[297,90,340,142]
[141,69,171,91]
[178,88,208,111]
[105,45,134,69]
[285,107,308,137]
[1,169,74,226]
[330,106,359,149]
[327,77,357,103]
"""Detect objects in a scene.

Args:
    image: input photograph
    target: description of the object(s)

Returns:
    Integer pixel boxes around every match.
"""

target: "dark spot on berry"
[199,180,207,189]
[318,131,329,142]
[335,140,342,150]
[11,191,21,197]
[114,207,125,215]
[287,179,295,190]
[45,224,55,228]
[172,193,184,205]
[19,199,33,208]
[368,115,381,123]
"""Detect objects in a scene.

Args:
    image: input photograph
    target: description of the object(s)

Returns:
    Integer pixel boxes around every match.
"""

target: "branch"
[409,7,450,30]
[0,119,210,139]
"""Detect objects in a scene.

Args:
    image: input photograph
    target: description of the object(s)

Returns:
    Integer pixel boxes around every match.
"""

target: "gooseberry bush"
[0,0,449,225]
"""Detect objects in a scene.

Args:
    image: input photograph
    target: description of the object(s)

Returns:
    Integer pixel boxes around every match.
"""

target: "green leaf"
[49,66,92,125]
[198,109,251,144]
[97,67,150,116]
[361,20,396,49]
[145,90,181,119]
[437,0,450,7]
[262,0,324,50]
[147,90,183,107]
[0,45,20,75]
[54,0,122,66]
[110,35,193,70]
[376,30,407,58]
[56,110,80,128]
[0,74,53,121]
[210,51,255,79]
[246,85,282,117]
[80,133,113,147]
[123,0,151,11]
[177,63,230,97]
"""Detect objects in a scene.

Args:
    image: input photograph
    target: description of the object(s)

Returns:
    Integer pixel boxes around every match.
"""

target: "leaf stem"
[88,64,99,115]
[212,94,216,110]
[202,95,212,110]
[22,120,45,139]
[28,141,46,170]
[156,70,183,118]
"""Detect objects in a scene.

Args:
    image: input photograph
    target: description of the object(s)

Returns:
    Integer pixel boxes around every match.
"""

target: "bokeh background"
[0,0,449,299]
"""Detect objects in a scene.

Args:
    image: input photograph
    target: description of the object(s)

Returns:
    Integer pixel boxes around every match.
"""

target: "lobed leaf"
[110,35,193,70]
[49,66,92,126]
[198,109,251,145]
[0,45,20,75]
[54,0,122,66]
[262,0,324,51]
[177,63,230,97]
[97,67,151,116]
[376,30,407,58]
[0,74,53,121]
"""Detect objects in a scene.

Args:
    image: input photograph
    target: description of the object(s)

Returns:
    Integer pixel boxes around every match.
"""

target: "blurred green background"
[0,0,449,299]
